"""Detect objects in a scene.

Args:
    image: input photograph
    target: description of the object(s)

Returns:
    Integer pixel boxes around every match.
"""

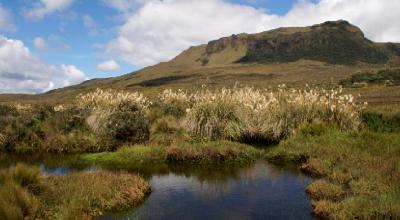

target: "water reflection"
[104,162,313,220]
[0,154,314,220]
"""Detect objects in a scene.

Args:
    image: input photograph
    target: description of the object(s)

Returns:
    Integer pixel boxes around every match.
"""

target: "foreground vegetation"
[0,164,150,219]
[1,85,399,219]
[266,125,400,219]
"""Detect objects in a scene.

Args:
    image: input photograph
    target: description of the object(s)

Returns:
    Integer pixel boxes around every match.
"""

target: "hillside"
[1,20,400,104]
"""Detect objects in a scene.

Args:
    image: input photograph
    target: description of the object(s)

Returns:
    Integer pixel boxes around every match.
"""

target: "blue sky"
[0,0,299,80]
[0,0,399,93]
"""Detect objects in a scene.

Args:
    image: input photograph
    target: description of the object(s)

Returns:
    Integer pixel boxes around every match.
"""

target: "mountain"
[1,20,400,103]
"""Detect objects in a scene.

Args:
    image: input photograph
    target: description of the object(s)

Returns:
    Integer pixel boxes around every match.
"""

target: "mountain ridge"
[1,20,400,103]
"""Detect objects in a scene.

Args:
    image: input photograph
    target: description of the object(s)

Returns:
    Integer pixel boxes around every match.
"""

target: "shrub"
[44,132,102,153]
[106,110,150,145]
[0,105,18,117]
[161,103,186,119]
[46,107,89,133]
[362,111,400,132]
[340,69,400,86]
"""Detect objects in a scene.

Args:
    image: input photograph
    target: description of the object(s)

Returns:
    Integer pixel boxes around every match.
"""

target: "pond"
[0,155,314,220]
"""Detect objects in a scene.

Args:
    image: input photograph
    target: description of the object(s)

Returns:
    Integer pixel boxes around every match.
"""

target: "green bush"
[301,123,329,137]
[0,105,18,117]
[106,111,150,145]
[46,107,89,133]
[161,103,186,119]
[340,69,400,86]
[44,132,103,153]
[362,111,400,132]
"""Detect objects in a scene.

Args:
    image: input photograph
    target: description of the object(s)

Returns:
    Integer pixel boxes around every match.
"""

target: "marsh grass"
[12,163,40,187]
[0,178,39,220]
[82,141,260,167]
[266,125,400,219]
[37,170,150,219]
[0,164,150,220]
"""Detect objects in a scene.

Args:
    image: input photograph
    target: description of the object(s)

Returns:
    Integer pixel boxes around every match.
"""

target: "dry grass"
[158,86,363,142]
[37,170,150,219]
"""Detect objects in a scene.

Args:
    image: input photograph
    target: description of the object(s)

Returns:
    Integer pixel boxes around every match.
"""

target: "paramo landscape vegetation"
[0,0,400,219]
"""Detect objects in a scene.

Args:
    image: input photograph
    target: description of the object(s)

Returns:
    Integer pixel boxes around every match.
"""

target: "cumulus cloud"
[24,0,75,20]
[33,37,48,51]
[0,35,87,94]
[106,0,275,66]
[0,4,16,32]
[61,64,88,86]
[97,59,121,71]
[106,0,400,67]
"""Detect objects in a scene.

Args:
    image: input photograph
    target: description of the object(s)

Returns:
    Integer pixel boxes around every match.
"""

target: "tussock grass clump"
[12,163,40,187]
[0,166,39,220]
[78,90,151,146]
[161,86,363,143]
[37,170,150,219]
[1,165,151,220]
[306,180,345,201]
[0,178,39,220]
[186,101,244,140]
[151,116,182,135]
[77,88,151,112]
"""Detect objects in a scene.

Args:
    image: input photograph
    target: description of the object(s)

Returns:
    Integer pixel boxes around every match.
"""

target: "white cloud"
[24,0,75,20]
[106,0,275,66]
[101,0,149,12]
[0,4,16,32]
[61,64,88,86]
[97,59,120,71]
[106,0,400,67]
[33,37,48,51]
[0,35,87,94]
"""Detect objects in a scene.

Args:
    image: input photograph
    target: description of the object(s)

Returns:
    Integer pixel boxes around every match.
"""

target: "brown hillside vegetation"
[1,20,400,105]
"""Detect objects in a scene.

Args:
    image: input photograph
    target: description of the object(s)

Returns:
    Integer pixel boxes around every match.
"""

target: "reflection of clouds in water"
[39,164,98,176]
[150,162,311,202]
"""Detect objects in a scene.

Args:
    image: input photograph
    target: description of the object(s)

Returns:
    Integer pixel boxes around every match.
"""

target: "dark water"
[0,154,314,220]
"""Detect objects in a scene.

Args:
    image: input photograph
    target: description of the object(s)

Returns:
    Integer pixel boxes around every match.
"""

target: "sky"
[0,0,399,93]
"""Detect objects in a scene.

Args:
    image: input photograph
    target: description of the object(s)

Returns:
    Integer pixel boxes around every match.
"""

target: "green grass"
[81,141,261,167]
[82,145,167,166]
[266,125,400,219]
